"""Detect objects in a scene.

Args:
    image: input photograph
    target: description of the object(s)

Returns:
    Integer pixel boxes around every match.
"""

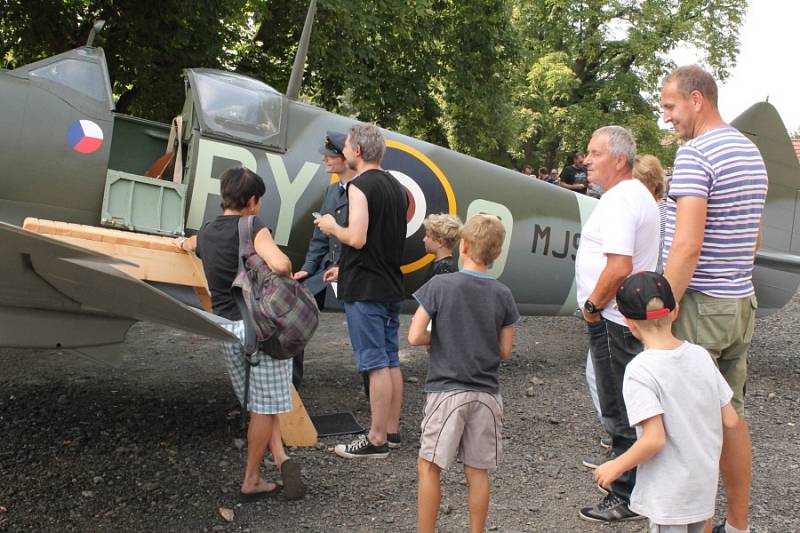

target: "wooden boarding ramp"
[23,218,318,447]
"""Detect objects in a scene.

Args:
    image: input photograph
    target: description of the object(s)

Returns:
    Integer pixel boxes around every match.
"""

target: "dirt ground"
[1,292,798,532]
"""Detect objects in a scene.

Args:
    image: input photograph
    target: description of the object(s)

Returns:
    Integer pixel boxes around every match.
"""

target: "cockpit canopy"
[186,69,285,150]
[14,47,113,108]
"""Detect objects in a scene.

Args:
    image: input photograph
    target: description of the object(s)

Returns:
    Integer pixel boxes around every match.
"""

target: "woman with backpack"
[174,167,305,502]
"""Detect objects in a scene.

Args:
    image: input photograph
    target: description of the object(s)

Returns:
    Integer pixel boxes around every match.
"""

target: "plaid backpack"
[231,215,319,360]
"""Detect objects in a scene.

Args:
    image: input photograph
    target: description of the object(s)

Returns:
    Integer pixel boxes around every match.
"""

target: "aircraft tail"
[732,102,800,315]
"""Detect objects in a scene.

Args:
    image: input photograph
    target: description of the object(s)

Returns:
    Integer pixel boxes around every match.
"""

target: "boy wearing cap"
[594,271,739,533]
[408,214,519,533]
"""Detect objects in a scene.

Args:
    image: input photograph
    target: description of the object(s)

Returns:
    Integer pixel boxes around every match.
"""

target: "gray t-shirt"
[413,270,520,394]
[623,342,733,525]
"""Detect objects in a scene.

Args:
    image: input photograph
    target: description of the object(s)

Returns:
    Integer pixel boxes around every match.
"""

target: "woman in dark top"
[174,167,304,502]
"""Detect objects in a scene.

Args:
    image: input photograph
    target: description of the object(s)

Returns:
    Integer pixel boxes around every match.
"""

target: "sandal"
[239,483,282,503]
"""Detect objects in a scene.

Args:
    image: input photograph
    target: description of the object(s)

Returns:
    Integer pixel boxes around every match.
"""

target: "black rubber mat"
[310,412,364,437]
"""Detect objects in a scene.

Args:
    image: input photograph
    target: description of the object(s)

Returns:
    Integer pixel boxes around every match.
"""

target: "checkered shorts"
[220,321,293,415]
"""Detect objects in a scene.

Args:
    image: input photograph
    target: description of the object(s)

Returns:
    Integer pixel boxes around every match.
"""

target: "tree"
[511,0,746,169]
[1,0,746,169]
[1,0,251,121]
[237,0,517,162]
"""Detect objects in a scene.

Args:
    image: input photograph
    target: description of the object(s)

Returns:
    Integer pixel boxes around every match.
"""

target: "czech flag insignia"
[68,120,104,154]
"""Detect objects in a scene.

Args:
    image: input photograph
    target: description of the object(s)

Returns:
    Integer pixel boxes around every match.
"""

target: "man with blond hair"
[576,125,660,523]
[316,123,408,458]
[661,65,767,533]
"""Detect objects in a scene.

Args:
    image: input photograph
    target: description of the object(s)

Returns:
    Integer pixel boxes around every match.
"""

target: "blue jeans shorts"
[344,300,402,373]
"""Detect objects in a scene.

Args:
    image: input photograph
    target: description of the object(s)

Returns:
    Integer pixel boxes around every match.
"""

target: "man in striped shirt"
[661,65,767,533]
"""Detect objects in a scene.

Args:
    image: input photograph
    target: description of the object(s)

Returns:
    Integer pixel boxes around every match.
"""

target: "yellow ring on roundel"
[387,140,456,273]
[329,139,457,275]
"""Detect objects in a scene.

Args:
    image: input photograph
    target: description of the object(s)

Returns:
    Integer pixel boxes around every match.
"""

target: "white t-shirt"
[575,178,659,325]
[624,342,733,525]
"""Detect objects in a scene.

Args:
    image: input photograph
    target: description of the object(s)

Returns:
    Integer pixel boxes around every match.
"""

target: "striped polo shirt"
[663,127,768,298]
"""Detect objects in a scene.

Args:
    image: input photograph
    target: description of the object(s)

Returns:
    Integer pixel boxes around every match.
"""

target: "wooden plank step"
[23,217,318,448]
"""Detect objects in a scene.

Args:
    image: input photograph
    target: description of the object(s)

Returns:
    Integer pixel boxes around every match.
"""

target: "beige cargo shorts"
[673,291,757,415]
[419,390,503,470]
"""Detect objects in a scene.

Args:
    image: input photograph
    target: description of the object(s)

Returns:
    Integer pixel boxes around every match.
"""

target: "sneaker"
[579,494,644,523]
[599,436,612,449]
[387,432,402,449]
[711,522,753,533]
[596,483,608,496]
[334,435,389,459]
[582,451,614,469]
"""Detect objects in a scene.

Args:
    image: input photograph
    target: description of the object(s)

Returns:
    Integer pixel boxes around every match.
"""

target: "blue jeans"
[344,301,402,373]
[587,318,643,503]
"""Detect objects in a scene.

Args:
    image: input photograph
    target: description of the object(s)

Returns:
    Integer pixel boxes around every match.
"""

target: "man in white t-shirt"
[575,126,660,523]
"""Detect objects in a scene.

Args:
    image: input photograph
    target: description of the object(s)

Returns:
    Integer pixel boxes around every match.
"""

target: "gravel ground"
[1,292,798,532]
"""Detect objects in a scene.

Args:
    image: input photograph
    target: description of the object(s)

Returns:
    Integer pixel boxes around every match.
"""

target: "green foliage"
[511,0,745,169]
[1,0,746,169]
[1,0,249,121]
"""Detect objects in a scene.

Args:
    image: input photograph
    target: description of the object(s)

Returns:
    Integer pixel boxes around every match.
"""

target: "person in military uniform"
[292,131,355,388]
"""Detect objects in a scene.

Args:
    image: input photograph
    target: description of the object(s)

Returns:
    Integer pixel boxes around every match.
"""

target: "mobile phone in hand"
[312,211,322,219]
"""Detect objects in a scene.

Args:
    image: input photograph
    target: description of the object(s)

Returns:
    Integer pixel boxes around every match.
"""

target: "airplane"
[2,2,799,355]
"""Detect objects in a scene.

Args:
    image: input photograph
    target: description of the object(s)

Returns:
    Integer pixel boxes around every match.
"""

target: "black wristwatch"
[584,299,599,314]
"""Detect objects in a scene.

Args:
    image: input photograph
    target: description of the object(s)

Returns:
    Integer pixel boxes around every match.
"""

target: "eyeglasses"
[325,136,344,157]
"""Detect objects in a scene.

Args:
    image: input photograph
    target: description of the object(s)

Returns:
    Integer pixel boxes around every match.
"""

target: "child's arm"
[408,306,432,346]
[721,403,739,429]
[594,414,666,488]
[498,326,514,360]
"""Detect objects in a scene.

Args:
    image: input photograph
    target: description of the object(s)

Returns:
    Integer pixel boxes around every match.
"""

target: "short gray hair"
[592,126,636,169]
[663,65,718,107]
[348,123,385,163]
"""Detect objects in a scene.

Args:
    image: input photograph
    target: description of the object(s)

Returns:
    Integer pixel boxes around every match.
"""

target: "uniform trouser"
[292,352,304,389]
[291,289,327,389]
[587,318,643,503]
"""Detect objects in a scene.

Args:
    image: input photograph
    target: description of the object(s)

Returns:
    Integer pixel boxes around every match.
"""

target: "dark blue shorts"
[344,300,402,372]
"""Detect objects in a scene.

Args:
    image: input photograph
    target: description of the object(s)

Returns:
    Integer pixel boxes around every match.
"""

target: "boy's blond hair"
[423,213,463,250]
[629,297,673,332]
[461,214,505,265]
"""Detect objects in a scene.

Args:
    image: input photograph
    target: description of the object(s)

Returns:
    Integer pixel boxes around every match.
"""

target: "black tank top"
[338,169,407,302]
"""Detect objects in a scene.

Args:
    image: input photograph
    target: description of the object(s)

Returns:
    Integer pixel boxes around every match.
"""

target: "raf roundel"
[328,139,456,274]
[68,120,104,154]
[382,140,456,274]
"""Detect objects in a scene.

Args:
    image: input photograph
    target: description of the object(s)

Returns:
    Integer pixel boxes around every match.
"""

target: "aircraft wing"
[756,248,800,274]
[0,222,236,349]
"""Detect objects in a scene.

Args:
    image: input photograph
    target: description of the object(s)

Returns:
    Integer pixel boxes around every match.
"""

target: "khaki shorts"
[419,391,503,470]
[672,292,757,415]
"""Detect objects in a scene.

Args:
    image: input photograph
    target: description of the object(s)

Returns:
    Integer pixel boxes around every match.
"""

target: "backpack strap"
[232,216,261,430]
[238,214,257,259]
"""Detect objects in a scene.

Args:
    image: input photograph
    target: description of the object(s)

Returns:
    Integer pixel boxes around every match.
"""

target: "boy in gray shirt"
[594,272,739,532]
[408,214,519,533]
